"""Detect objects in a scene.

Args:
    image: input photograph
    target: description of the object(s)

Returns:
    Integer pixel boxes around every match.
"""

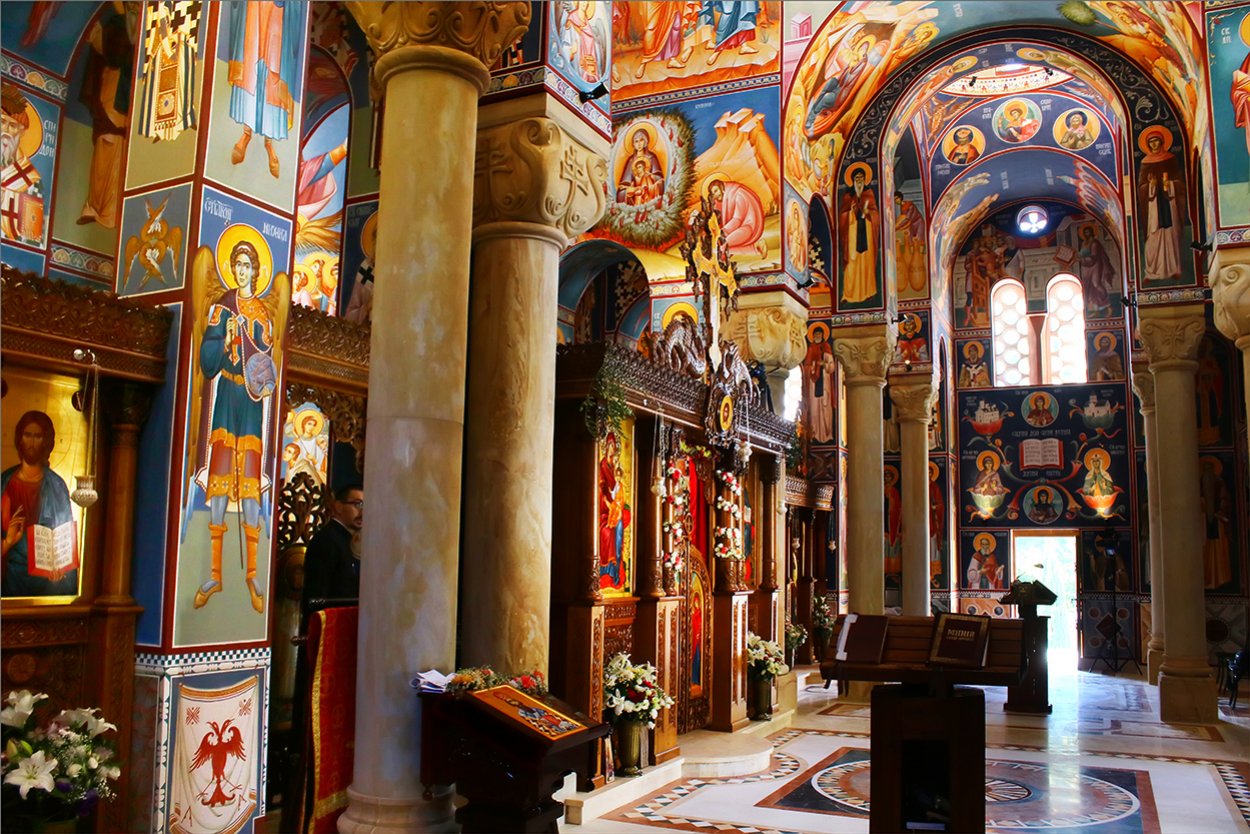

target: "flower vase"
[616,718,646,776]
[749,675,773,720]
[816,628,834,663]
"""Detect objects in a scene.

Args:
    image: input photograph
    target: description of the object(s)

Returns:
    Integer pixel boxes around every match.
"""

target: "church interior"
[1,1,1249,832]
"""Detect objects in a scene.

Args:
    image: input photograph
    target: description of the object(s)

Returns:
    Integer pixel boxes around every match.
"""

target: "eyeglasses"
[343,500,364,509]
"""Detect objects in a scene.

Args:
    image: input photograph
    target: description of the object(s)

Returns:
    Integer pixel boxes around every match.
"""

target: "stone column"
[1130,361,1166,684]
[460,109,607,675]
[889,376,938,616]
[723,291,808,412]
[339,4,531,831]
[832,326,896,615]
[1211,252,1250,460]
[1138,304,1217,724]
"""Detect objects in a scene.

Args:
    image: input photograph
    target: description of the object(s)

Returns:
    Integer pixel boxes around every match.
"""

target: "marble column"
[1211,252,1250,460]
[832,326,896,616]
[459,109,607,675]
[1138,304,1217,724]
[339,4,531,831]
[888,377,938,616]
[1130,361,1165,684]
[723,291,808,412]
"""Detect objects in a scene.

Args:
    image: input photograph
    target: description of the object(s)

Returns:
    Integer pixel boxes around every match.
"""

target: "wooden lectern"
[420,685,610,833]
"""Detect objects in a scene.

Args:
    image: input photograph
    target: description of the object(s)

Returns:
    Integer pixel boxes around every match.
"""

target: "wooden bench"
[819,614,1027,690]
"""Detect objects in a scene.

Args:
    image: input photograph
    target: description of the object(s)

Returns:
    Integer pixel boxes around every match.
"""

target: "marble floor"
[568,665,1250,834]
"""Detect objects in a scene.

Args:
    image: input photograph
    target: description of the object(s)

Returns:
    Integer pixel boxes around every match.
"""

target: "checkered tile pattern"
[136,646,270,674]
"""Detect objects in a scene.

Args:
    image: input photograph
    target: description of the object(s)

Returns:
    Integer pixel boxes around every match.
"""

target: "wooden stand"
[1005,614,1051,714]
[420,688,610,833]
[870,685,985,833]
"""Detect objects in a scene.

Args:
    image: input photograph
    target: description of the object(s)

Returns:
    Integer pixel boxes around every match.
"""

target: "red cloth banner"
[307,605,358,833]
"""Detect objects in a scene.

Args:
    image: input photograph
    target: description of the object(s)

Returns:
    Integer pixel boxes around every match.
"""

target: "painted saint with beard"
[1,82,45,244]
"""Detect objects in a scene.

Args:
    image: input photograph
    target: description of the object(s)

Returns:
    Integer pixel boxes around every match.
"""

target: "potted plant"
[746,633,788,720]
[602,653,674,776]
[784,619,808,668]
[1,690,121,833]
[813,594,836,662]
[444,666,548,696]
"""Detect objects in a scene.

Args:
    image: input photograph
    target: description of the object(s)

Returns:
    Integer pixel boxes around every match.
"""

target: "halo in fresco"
[661,300,698,329]
[993,98,1043,144]
[1054,107,1100,151]
[943,124,985,165]
[215,224,274,295]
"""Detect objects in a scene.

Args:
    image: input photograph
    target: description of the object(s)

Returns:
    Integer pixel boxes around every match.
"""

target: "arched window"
[1043,275,1087,384]
[991,279,1031,387]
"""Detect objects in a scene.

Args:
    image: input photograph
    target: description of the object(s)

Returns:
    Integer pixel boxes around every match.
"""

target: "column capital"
[832,326,896,386]
[1211,247,1250,347]
[473,117,608,243]
[1137,304,1205,370]
[888,379,938,423]
[345,1,531,92]
[723,290,808,373]
[1129,360,1156,413]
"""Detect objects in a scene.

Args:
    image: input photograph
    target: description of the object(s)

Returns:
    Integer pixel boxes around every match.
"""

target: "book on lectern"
[27,520,77,579]
[834,613,889,664]
[929,613,991,668]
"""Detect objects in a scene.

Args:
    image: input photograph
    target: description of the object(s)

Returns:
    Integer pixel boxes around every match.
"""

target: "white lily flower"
[4,750,57,799]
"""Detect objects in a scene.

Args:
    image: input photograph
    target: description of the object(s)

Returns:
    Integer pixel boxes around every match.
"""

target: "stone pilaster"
[1138,304,1217,724]
[832,325,896,616]
[1211,250,1250,460]
[338,4,532,831]
[460,108,608,675]
[1130,361,1165,684]
[722,291,808,412]
[888,375,938,617]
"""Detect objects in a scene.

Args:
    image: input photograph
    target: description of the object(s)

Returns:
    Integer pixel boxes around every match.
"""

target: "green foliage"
[1057,0,1096,26]
[785,430,802,472]
[600,109,697,251]
[581,359,633,439]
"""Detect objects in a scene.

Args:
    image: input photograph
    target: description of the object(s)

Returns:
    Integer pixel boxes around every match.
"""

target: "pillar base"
[338,784,456,834]
[1146,645,1165,686]
[1158,668,1218,725]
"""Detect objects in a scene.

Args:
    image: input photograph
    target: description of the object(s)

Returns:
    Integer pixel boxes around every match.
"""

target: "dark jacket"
[301,520,359,621]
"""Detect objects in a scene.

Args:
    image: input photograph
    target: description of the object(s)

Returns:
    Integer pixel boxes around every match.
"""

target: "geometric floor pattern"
[576,668,1250,834]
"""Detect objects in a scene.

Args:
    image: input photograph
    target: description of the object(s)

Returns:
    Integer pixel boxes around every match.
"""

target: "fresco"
[961,529,1010,590]
[306,2,378,200]
[1208,5,1250,229]
[802,321,835,445]
[784,185,808,279]
[1081,527,1133,592]
[1087,330,1126,382]
[883,461,901,590]
[1133,124,1191,287]
[203,0,308,211]
[1196,333,1236,448]
[175,188,292,647]
[294,102,349,316]
[116,183,192,297]
[836,161,881,309]
[548,1,611,112]
[598,415,635,598]
[929,456,951,590]
[599,85,780,277]
[611,1,781,102]
[281,402,329,487]
[125,0,206,191]
[895,311,930,365]
[1,80,58,250]
[1,3,100,77]
[51,2,138,256]
[339,199,377,325]
[0,366,89,599]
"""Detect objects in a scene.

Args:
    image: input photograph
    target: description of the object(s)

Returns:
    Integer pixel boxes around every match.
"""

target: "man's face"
[233,254,255,294]
[333,489,364,532]
[852,172,865,191]
[1009,109,1023,123]
[710,182,724,201]
[1,110,24,168]
[18,422,45,466]
[955,130,970,145]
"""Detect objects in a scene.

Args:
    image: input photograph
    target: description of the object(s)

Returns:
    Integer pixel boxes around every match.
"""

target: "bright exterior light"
[1017,205,1048,234]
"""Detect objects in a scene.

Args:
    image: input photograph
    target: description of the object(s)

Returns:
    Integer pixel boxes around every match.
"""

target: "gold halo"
[12,93,42,160]
[807,321,831,343]
[1015,47,1046,63]
[1084,448,1110,471]
[1241,12,1250,48]
[1138,125,1173,155]
[973,533,996,553]
[952,55,979,73]
[884,465,899,485]
[293,407,325,437]
[962,340,984,360]
[1200,455,1223,475]
[215,224,274,295]
[360,211,379,261]
[614,121,668,191]
[1052,107,1100,149]
[702,170,728,198]
[928,460,939,481]
[976,450,1000,471]
[1031,486,1052,502]
[844,162,873,188]
[900,312,922,334]
[1095,331,1116,350]
[662,301,699,330]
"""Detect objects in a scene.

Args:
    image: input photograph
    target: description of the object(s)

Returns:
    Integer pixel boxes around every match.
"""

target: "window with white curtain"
[1043,275,1087,384]
[991,279,1030,387]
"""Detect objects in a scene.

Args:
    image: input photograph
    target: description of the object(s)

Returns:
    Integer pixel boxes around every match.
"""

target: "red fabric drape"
[306,606,358,833]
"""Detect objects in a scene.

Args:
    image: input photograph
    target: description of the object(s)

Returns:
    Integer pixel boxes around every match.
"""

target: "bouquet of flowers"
[445,667,548,696]
[812,594,836,636]
[602,653,675,728]
[784,619,808,655]
[746,633,788,681]
[2,690,120,825]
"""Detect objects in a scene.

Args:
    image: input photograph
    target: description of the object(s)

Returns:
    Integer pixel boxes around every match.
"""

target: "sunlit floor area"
[568,666,1250,834]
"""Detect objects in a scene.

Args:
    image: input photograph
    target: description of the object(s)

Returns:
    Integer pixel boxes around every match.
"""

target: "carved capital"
[345,1,530,89]
[832,331,895,385]
[473,117,608,241]
[722,303,807,372]
[1137,305,1204,369]
[1129,360,1155,412]
[888,382,938,423]
[1211,259,1250,346]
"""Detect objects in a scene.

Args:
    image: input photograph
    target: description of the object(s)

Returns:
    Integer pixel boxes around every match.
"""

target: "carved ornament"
[474,117,608,240]
[888,382,938,423]
[704,341,759,461]
[833,332,894,383]
[1,266,172,383]
[1137,307,1205,367]
[1212,260,1250,345]
[286,304,370,393]
[276,472,329,549]
[344,1,530,79]
[1129,361,1156,411]
[722,304,806,372]
[644,310,708,380]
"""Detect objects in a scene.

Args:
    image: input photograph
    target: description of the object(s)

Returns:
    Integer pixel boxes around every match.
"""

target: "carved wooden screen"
[678,459,712,734]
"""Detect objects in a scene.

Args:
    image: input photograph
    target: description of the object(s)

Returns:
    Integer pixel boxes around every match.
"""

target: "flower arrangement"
[716,469,742,496]
[661,548,684,575]
[713,524,742,560]
[812,594,836,635]
[602,653,675,728]
[714,495,742,518]
[784,619,808,655]
[746,633,788,681]
[445,667,548,696]
[2,691,120,825]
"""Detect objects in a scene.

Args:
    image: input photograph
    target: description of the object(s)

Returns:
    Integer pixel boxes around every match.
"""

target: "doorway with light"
[1012,531,1079,673]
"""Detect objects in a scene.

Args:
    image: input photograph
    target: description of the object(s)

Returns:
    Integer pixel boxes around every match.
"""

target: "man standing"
[1,82,45,245]
[301,483,363,619]
[839,164,878,304]
[2,411,76,597]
